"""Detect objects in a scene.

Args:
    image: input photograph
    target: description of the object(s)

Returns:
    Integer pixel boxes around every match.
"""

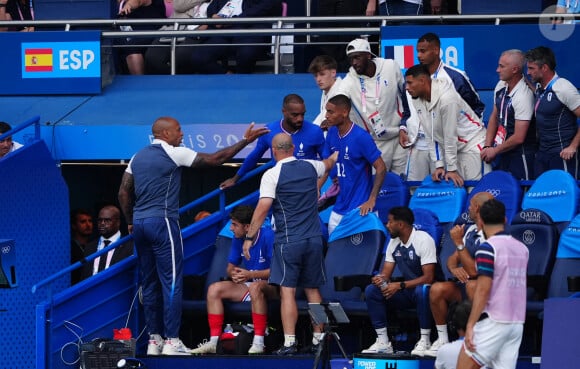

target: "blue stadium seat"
[510,209,559,309]
[522,169,579,224]
[409,176,466,223]
[321,210,386,315]
[375,172,410,223]
[465,170,522,223]
[438,212,473,281]
[547,214,580,299]
[412,208,443,248]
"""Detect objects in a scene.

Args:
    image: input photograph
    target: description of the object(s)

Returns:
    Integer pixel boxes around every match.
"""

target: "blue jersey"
[324,123,381,215]
[534,77,580,154]
[237,119,325,178]
[228,226,274,272]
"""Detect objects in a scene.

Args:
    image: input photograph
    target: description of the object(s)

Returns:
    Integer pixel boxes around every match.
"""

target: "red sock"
[208,314,224,337]
[252,312,267,336]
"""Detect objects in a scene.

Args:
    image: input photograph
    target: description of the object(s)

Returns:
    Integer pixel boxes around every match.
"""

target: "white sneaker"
[410,339,430,357]
[361,340,393,354]
[161,338,192,355]
[190,339,217,354]
[424,338,446,357]
[147,334,164,356]
[248,343,265,354]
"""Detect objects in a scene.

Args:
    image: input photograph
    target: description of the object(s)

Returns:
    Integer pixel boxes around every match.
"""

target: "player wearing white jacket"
[338,39,410,175]
[404,64,490,187]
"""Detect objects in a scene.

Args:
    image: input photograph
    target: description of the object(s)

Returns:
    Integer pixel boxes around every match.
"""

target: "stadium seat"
[547,214,580,299]
[321,210,386,315]
[521,169,579,224]
[465,170,522,223]
[409,175,466,223]
[510,209,559,308]
[375,172,410,223]
[438,212,473,281]
[412,208,443,248]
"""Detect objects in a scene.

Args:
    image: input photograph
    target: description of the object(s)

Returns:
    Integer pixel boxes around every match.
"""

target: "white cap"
[346,38,376,57]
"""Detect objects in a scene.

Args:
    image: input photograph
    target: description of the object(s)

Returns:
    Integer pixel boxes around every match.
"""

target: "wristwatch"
[456,244,466,251]
[244,235,254,242]
[399,281,406,290]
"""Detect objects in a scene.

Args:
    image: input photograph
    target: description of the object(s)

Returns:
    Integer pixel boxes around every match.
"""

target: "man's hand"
[450,224,466,246]
[359,198,376,216]
[127,224,133,234]
[464,322,476,352]
[242,122,269,143]
[399,130,411,148]
[445,171,464,187]
[381,282,400,299]
[220,175,239,190]
[480,147,497,163]
[231,267,250,283]
[450,266,470,283]
[243,239,253,260]
[561,145,577,160]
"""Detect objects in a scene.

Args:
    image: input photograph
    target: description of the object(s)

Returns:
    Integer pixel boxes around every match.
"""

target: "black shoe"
[300,342,321,355]
[274,344,298,356]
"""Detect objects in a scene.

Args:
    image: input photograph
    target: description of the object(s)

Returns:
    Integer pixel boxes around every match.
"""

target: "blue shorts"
[269,236,326,288]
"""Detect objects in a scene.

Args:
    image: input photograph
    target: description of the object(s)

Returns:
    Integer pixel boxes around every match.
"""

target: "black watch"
[244,235,254,241]
[400,281,406,290]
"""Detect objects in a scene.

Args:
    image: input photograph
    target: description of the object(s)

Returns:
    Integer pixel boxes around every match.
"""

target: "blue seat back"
[466,170,521,223]
[409,176,467,223]
[375,172,410,223]
[204,222,235,293]
[321,211,386,301]
[510,209,558,278]
[438,212,473,280]
[412,208,443,248]
[548,214,580,298]
[522,169,579,223]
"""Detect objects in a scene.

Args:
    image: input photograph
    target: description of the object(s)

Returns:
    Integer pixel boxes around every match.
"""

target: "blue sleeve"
[227,238,243,266]
[446,67,485,118]
[475,242,495,278]
[360,131,382,165]
[236,134,271,178]
[314,128,326,160]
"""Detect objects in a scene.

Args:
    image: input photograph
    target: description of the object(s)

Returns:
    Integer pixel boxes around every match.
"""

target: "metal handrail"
[0,115,41,143]
[31,161,271,294]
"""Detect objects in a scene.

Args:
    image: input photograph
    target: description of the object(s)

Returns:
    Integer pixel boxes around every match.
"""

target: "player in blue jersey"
[118,117,268,356]
[323,94,387,235]
[525,46,580,179]
[220,94,325,189]
[191,205,277,355]
[242,133,338,355]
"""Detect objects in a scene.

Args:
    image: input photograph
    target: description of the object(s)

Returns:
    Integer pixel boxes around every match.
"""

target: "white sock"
[253,335,265,346]
[420,329,431,345]
[313,332,323,345]
[375,327,389,344]
[436,325,449,343]
[284,334,296,347]
[209,336,219,345]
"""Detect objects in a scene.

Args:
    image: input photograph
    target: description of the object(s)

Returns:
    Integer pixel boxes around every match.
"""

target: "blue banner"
[0,31,101,94]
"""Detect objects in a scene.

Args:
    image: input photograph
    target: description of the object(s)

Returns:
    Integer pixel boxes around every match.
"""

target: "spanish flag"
[24,48,53,72]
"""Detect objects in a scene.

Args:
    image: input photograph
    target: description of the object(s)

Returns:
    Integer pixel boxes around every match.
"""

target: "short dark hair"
[70,208,93,225]
[449,300,471,332]
[0,122,12,135]
[308,55,338,74]
[230,205,254,225]
[389,206,415,226]
[417,32,440,48]
[525,46,556,71]
[479,198,505,225]
[283,94,305,108]
[327,94,351,112]
[405,64,431,78]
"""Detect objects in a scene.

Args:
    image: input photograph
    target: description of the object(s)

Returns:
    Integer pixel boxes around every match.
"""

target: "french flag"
[383,45,415,68]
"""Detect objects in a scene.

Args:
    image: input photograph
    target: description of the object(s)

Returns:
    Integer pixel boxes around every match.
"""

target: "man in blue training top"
[191,205,277,355]
[242,133,338,355]
[220,94,325,189]
[118,116,268,356]
[324,94,386,235]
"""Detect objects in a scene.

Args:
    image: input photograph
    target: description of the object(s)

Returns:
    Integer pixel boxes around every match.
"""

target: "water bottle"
[224,324,233,333]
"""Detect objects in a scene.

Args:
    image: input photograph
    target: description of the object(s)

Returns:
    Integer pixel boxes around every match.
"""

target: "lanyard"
[534,76,559,114]
[498,87,515,127]
[359,74,381,114]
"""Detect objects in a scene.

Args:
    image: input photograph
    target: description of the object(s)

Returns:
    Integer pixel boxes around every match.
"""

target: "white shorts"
[463,317,523,369]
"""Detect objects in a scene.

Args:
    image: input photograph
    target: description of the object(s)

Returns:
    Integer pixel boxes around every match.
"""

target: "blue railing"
[0,115,41,143]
